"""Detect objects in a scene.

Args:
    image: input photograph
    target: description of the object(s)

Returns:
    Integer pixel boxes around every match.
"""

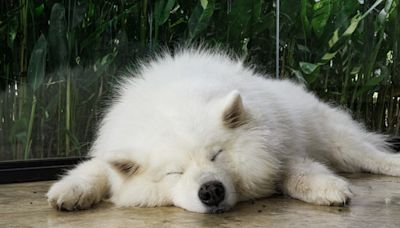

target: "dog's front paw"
[285,173,353,206]
[304,176,352,206]
[47,178,100,211]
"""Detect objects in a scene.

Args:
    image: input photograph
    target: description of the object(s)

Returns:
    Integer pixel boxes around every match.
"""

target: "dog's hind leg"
[315,107,400,176]
[47,158,109,211]
[328,132,400,176]
[282,157,352,206]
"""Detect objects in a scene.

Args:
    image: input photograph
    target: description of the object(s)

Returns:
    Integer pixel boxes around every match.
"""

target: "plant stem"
[65,69,71,156]
[140,0,148,48]
[24,95,36,160]
[19,0,28,73]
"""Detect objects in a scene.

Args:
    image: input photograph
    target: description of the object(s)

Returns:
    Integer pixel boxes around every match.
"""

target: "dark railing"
[0,157,87,184]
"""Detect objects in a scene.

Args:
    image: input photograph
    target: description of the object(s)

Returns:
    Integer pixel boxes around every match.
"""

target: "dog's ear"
[222,90,247,128]
[110,159,140,176]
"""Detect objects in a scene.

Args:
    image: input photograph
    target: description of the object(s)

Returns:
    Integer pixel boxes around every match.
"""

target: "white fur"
[47,49,400,213]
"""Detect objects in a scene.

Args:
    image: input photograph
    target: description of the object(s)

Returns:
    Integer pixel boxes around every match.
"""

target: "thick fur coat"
[47,49,400,213]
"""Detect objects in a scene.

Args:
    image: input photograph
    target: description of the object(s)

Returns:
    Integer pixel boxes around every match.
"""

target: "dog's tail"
[387,136,400,152]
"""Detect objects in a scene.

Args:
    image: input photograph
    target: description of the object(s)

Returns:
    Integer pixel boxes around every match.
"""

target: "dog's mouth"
[209,207,225,214]
[207,204,231,214]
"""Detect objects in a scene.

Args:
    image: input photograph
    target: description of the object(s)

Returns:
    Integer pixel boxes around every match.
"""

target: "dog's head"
[103,90,281,213]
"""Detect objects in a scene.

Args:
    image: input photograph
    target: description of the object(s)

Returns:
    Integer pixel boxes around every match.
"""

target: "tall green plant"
[0,0,398,161]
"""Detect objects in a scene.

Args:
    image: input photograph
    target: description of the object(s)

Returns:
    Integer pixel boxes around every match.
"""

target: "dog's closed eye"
[211,149,223,162]
[166,171,184,176]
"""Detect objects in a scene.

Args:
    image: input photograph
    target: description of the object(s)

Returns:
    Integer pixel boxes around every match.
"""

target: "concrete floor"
[1,174,400,228]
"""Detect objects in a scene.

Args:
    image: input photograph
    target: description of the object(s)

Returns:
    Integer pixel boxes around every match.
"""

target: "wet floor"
[1,173,400,227]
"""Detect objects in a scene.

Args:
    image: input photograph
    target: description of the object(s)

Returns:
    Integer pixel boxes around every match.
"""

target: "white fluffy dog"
[47,49,400,213]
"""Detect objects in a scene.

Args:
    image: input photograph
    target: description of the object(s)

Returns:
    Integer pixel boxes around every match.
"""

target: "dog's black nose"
[198,181,225,206]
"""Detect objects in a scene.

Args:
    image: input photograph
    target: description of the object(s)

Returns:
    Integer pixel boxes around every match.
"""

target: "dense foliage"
[0,0,399,160]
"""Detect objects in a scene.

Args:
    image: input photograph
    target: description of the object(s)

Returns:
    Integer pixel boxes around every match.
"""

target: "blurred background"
[0,0,399,161]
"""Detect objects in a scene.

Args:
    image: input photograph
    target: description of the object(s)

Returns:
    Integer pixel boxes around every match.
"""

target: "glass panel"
[1,0,398,161]
[277,0,399,134]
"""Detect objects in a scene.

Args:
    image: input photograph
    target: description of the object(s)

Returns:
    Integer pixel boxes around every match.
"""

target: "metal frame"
[0,157,87,184]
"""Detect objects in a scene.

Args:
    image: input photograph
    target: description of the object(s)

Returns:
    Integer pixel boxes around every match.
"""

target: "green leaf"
[227,0,256,43]
[288,67,307,85]
[80,4,137,50]
[154,0,176,26]
[48,3,68,68]
[9,118,28,142]
[299,61,319,74]
[188,0,215,40]
[304,70,320,84]
[27,34,47,91]
[200,0,208,9]
[7,16,18,48]
[35,3,44,16]
[367,74,385,88]
[378,0,393,24]
[15,132,27,144]
[321,51,338,61]
[342,13,360,36]
[93,52,118,74]
[72,3,87,29]
[297,44,311,53]
[328,29,339,48]
[350,66,361,75]
[311,0,332,38]
[323,12,361,62]
[300,0,311,37]
[354,76,385,98]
